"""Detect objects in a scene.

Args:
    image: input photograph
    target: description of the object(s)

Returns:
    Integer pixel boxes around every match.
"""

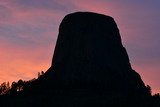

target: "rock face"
[45,12,147,96]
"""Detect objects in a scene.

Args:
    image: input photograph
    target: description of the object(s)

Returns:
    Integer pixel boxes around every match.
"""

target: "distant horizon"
[0,0,159,94]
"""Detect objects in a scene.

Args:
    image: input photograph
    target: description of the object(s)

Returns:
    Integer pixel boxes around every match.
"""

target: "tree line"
[0,71,44,95]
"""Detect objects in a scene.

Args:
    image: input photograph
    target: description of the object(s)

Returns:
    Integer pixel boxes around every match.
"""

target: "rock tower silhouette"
[43,12,147,97]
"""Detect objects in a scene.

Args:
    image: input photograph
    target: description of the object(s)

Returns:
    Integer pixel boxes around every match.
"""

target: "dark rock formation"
[44,12,147,97]
[1,12,158,107]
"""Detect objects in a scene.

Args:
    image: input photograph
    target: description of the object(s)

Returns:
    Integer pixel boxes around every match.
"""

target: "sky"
[0,0,159,93]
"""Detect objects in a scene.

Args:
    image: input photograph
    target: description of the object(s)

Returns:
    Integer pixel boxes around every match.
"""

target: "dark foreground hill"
[0,12,160,107]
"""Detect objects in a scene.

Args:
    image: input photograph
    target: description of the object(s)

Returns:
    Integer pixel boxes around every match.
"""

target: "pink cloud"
[0,40,53,83]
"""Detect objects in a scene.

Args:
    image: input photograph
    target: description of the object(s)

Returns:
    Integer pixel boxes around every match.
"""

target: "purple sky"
[0,0,160,93]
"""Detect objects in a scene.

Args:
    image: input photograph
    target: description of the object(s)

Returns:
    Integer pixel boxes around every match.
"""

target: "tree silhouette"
[10,81,18,94]
[41,71,44,75]
[17,79,24,91]
[38,72,41,78]
[38,71,45,78]
[0,82,10,95]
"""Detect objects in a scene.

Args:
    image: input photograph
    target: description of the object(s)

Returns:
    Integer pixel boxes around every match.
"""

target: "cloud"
[0,41,53,83]
[0,5,12,21]
[0,0,65,48]
[0,0,62,83]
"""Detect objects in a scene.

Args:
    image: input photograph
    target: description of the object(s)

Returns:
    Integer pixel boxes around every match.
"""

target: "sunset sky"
[0,0,159,93]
